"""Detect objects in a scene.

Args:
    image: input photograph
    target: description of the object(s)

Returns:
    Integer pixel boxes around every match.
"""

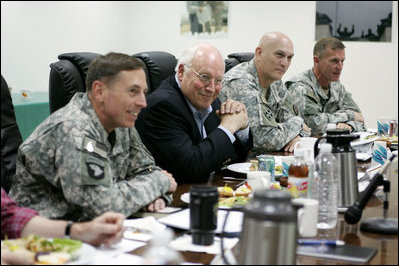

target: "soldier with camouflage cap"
[286,37,366,136]
[9,52,177,221]
[220,32,311,155]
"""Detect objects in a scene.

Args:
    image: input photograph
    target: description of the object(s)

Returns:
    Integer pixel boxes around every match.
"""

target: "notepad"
[297,244,377,263]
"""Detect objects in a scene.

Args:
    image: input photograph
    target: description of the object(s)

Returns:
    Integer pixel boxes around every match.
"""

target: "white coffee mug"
[294,137,318,159]
[247,171,270,191]
[292,198,319,237]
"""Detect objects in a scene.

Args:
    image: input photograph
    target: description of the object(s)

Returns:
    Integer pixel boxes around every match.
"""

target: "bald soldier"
[219,32,310,156]
[10,53,177,221]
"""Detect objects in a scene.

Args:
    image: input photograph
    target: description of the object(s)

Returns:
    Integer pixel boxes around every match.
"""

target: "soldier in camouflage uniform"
[9,53,177,222]
[286,37,366,136]
[220,32,311,156]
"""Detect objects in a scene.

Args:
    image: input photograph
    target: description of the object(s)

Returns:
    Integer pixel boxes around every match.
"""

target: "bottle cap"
[319,143,332,154]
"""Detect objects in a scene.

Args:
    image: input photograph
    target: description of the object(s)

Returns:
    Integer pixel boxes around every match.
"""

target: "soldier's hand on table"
[145,198,166,212]
[302,123,311,134]
[162,170,177,193]
[354,112,365,123]
[284,135,301,152]
[337,122,353,132]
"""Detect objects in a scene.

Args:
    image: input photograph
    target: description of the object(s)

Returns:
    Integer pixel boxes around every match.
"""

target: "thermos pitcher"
[314,129,360,210]
[239,190,298,265]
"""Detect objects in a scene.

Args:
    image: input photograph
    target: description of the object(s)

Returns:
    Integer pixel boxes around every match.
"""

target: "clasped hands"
[217,99,249,134]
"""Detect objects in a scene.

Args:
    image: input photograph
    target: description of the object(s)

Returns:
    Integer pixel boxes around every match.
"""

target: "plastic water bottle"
[315,143,338,229]
[142,228,184,265]
[302,149,316,200]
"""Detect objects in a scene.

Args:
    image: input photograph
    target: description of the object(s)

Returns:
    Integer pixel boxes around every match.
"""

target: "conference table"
[131,152,398,265]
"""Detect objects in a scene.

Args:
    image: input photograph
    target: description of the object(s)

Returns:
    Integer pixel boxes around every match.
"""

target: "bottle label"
[258,155,275,182]
[287,177,308,198]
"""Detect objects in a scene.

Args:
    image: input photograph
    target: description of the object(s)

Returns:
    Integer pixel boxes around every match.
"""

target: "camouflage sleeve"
[302,90,351,136]
[58,129,171,219]
[346,121,367,132]
[287,82,307,117]
[222,80,303,151]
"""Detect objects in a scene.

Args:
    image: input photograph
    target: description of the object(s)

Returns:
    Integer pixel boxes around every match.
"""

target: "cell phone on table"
[296,244,377,263]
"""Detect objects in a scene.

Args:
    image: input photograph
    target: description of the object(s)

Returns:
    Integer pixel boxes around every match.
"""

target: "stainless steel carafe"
[238,190,298,265]
[314,129,360,210]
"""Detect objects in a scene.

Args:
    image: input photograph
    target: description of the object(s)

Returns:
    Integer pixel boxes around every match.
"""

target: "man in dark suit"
[136,43,253,184]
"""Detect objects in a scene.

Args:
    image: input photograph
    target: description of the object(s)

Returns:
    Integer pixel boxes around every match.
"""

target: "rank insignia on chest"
[293,105,299,116]
[86,162,105,180]
[264,108,274,120]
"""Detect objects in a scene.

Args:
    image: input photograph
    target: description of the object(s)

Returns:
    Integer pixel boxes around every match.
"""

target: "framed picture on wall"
[315,1,393,42]
[181,1,229,38]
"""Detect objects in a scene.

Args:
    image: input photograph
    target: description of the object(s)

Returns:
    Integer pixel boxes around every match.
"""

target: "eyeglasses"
[190,68,223,87]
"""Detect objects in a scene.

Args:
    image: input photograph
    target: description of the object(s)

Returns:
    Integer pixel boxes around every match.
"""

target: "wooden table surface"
[132,155,398,265]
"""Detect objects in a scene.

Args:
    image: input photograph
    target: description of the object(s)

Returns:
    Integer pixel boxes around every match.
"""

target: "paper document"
[158,208,244,233]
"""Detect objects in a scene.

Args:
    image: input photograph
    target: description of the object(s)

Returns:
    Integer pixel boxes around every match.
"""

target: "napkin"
[124,216,167,241]
[169,234,239,254]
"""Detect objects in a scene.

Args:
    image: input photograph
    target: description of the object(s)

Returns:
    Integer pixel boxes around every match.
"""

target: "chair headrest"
[228,52,254,63]
[224,57,240,73]
[58,52,102,84]
[133,51,177,93]
[49,52,101,113]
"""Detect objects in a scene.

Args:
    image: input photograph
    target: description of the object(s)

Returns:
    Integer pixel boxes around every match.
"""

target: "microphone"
[344,154,396,224]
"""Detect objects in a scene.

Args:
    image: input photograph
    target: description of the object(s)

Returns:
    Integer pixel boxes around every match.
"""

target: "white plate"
[227,162,283,177]
[66,243,96,265]
[350,131,379,147]
[180,192,190,204]
[227,162,251,173]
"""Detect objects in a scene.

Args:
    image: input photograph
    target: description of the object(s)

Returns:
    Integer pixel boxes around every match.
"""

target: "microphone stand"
[344,154,398,235]
[360,177,397,234]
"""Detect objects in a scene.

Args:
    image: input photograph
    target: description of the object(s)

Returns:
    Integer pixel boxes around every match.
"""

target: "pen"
[297,239,345,246]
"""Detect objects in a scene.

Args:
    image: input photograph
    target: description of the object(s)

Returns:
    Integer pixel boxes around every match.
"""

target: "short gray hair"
[86,52,145,91]
[313,37,345,59]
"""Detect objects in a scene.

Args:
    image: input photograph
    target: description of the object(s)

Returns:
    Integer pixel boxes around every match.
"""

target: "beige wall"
[1,1,398,129]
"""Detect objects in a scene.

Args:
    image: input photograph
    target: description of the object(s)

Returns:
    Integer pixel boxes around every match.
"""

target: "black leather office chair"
[49,51,177,113]
[228,52,255,63]
[49,52,101,114]
[1,74,23,193]
[224,57,240,72]
[132,51,177,94]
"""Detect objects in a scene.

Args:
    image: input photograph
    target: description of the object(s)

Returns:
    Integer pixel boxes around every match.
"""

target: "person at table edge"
[9,52,177,221]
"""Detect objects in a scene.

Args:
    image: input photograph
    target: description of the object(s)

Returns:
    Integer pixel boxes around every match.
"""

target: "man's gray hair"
[313,37,345,59]
[175,43,225,72]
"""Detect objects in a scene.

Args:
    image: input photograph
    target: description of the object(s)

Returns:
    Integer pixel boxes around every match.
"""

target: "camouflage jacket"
[286,69,366,136]
[219,59,308,155]
[9,93,172,221]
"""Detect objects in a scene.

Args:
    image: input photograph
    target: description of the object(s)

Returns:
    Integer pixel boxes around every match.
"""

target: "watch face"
[65,221,74,237]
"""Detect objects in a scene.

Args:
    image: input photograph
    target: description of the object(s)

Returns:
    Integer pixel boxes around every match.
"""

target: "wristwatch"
[65,221,74,238]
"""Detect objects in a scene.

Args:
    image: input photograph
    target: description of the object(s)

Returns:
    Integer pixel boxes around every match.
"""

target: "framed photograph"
[316,1,393,42]
[180,1,229,38]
